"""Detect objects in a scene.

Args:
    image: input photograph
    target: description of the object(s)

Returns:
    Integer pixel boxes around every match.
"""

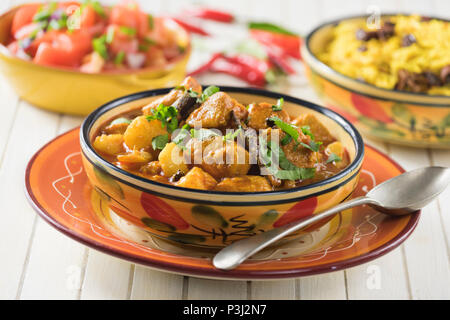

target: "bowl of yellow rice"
[302,14,450,148]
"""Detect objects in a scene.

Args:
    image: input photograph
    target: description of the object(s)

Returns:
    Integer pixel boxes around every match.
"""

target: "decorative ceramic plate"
[25,128,420,280]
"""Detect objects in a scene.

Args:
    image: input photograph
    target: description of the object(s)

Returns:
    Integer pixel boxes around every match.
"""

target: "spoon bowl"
[213,166,450,270]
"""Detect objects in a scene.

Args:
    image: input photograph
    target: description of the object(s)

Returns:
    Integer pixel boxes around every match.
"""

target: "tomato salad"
[7,1,186,72]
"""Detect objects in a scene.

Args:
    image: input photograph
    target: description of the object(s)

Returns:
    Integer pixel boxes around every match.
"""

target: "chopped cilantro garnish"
[223,128,242,141]
[200,86,220,102]
[173,124,191,150]
[272,98,284,111]
[146,104,178,133]
[326,153,342,164]
[152,134,169,150]
[268,116,299,141]
[190,128,220,141]
[300,125,314,140]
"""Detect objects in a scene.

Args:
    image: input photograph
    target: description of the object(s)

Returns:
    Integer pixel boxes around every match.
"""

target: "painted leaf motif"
[140,192,189,230]
[392,103,414,122]
[93,166,124,199]
[441,113,450,128]
[141,217,176,232]
[273,197,317,227]
[191,205,229,228]
[256,209,279,228]
[168,233,206,244]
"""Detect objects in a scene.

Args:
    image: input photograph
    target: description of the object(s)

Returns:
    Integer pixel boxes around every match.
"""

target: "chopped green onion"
[272,98,284,111]
[119,26,137,36]
[114,51,125,65]
[106,27,115,44]
[92,35,108,59]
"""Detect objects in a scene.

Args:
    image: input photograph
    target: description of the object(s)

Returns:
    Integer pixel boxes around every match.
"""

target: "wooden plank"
[251,280,296,300]
[0,101,59,299]
[130,266,184,300]
[80,250,132,300]
[0,77,19,168]
[187,278,248,300]
[389,147,450,299]
[19,116,88,300]
[298,272,347,300]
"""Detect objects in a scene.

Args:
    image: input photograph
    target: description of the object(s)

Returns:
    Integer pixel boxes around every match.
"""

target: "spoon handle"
[213,196,372,271]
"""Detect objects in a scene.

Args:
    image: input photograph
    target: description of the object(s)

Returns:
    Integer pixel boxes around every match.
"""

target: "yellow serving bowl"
[302,15,450,148]
[0,4,191,116]
[80,87,364,248]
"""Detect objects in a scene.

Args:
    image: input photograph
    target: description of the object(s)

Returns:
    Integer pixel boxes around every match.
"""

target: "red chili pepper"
[250,29,302,60]
[264,45,296,75]
[183,8,234,23]
[210,55,267,87]
[171,17,210,36]
[188,53,222,76]
[223,53,271,74]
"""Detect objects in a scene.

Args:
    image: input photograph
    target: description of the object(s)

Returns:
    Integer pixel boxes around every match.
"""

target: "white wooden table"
[1,0,449,300]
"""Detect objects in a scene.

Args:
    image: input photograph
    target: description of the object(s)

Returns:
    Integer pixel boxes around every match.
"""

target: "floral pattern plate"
[25,128,420,280]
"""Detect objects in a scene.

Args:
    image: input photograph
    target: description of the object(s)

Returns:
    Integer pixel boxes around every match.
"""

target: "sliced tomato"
[80,4,97,28]
[11,4,41,35]
[109,2,139,30]
[136,11,149,37]
[273,196,317,227]
[33,30,92,67]
[109,36,138,54]
[250,29,301,60]
[140,192,189,230]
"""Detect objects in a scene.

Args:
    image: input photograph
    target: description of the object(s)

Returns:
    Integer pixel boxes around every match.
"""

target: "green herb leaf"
[223,128,242,141]
[92,35,108,59]
[268,116,299,141]
[173,124,191,150]
[119,26,137,36]
[281,134,292,145]
[199,85,220,103]
[148,14,154,29]
[114,51,125,65]
[299,140,322,152]
[248,22,298,36]
[152,134,169,150]
[190,128,220,141]
[110,117,131,126]
[326,153,342,164]
[272,98,284,111]
[300,125,315,140]
[146,104,178,133]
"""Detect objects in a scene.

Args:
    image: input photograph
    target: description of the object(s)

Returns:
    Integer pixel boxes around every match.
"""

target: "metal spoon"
[213,166,450,271]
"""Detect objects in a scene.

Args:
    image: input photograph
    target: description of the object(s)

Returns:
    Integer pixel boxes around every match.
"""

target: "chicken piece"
[123,116,167,150]
[291,114,335,145]
[185,137,251,180]
[175,167,217,190]
[142,77,202,115]
[140,161,162,176]
[186,92,247,128]
[215,176,272,192]
[93,134,124,156]
[247,102,290,130]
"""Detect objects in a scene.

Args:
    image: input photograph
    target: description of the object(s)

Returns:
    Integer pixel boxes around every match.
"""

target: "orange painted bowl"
[80,87,365,248]
[301,14,450,149]
[0,4,190,116]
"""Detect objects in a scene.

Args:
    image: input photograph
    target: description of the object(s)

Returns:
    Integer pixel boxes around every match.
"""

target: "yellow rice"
[318,15,450,95]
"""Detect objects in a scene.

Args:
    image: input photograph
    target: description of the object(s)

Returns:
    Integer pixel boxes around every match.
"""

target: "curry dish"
[92,77,350,192]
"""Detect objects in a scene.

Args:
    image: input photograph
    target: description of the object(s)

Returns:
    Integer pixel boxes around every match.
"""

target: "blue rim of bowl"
[80,86,365,205]
[303,13,450,106]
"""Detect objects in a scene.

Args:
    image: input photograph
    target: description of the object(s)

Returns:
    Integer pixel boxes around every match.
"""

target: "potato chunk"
[175,167,217,190]
[215,176,272,192]
[186,92,247,128]
[158,142,189,177]
[247,102,290,130]
[123,116,167,150]
[117,149,152,165]
[292,114,335,144]
[93,134,124,156]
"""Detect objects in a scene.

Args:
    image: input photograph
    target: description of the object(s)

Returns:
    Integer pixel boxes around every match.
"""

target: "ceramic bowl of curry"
[302,14,450,148]
[80,79,364,247]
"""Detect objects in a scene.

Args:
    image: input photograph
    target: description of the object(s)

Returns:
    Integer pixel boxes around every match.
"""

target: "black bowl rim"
[304,13,450,103]
[80,86,365,202]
